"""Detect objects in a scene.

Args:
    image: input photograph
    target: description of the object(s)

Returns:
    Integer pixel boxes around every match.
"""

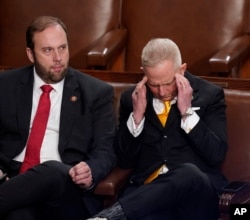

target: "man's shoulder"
[0,65,33,78]
[67,67,113,92]
[186,71,223,92]
[68,67,107,83]
[0,66,33,87]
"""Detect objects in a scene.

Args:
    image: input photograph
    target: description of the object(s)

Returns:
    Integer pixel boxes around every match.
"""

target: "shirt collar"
[152,96,177,114]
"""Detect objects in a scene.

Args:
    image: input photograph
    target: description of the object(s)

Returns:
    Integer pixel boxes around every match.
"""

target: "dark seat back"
[0,0,122,68]
[122,0,250,76]
[222,89,250,182]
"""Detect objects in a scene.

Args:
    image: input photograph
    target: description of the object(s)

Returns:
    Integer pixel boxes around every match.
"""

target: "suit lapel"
[145,103,162,129]
[185,71,200,104]
[59,70,82,149]
[164,104,179,129]
[145,92,167,130]
[17,68,34,144]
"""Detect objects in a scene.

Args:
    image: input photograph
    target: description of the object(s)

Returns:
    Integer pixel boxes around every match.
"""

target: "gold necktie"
[144,166,162,184]
[144,101,171,184]
[157,101,171,126]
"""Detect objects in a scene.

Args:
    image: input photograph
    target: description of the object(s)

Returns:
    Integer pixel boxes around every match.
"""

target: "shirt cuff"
[181,111,200,133]
[127,112,145,137]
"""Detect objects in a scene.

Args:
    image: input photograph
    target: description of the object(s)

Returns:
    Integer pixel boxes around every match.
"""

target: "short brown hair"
[26,16,68,50]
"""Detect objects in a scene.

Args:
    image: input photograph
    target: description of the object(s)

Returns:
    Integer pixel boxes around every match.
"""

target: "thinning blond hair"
[141,38,182,69]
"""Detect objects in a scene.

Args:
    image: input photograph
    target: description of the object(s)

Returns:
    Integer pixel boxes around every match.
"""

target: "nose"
[158,86,166,96]
[53,49,62,62]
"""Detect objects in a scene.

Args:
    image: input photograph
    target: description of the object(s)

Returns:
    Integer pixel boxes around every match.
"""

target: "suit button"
[163,135,167,139]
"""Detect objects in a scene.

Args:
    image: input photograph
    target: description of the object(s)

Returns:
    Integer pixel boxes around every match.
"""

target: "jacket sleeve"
[114,88,144,169]
[188,85,228,166]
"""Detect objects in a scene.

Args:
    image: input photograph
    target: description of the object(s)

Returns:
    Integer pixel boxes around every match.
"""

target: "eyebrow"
[147,78,176,87]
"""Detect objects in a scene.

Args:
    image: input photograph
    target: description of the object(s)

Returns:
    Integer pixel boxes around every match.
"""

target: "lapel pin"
[70,96,78,102]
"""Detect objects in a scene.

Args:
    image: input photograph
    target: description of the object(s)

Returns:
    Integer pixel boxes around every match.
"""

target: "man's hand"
[69,162,93,189]
[131,76,148,124]
[175,73,193,115]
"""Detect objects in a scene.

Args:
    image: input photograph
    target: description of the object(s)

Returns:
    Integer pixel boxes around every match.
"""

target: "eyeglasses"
[147,77,176,89]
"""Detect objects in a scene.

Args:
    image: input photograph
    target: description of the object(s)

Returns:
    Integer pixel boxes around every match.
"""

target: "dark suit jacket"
[0,65,116,185]
[114,71,228,192]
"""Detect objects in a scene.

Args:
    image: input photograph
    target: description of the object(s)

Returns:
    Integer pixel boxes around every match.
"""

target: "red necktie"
[20,85,53,173]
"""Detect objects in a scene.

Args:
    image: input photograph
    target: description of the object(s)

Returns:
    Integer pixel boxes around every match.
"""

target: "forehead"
[33,25,67,48]
[145,60,176,83]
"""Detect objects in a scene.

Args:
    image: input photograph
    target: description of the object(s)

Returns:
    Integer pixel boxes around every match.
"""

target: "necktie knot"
[41,85,53,93]
[163,101,170,113]
[157,101,171,126]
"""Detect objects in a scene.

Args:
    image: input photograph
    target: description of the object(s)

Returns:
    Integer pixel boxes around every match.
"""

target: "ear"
[180,63,187,75]
[26,48,34,63]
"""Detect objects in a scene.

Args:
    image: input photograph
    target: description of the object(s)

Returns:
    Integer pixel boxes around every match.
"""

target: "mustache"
[51,64,64,68]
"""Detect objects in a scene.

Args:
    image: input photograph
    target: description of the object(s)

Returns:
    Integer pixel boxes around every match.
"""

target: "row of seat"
[0,0,250,77]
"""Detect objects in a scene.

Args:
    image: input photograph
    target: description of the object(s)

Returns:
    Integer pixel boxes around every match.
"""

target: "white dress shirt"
[14,68,64,162]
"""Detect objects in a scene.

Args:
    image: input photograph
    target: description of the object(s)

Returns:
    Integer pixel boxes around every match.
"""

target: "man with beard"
[0,16,116,220]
